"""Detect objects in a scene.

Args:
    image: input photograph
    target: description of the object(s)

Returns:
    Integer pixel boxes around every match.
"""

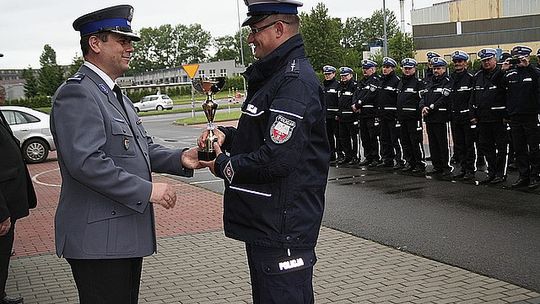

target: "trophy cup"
[192,77,226,161]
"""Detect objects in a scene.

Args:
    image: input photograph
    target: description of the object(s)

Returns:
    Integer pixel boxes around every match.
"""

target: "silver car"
[132,94,174,112]
[0,106,56,163]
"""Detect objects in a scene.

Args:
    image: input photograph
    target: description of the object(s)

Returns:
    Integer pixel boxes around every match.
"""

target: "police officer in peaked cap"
[424,51,441,83]
[337,66,359,165]
[449,50,476,181]
[322,65,342,163]
[502,45,540,189]
[198,0,329,303]
[353,59,382,167]
[51,5,200,303]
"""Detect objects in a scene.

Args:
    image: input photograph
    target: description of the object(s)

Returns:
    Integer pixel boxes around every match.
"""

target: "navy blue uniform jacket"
[215,34,330,249]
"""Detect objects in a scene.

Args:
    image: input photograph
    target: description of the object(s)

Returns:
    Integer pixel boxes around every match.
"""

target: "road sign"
[182,64,200,79]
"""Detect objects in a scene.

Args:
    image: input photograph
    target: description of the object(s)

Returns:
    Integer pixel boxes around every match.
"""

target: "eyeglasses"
[249,20,289,35]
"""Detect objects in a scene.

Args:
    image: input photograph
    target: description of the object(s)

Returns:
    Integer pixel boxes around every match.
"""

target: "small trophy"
[192,77,226,161]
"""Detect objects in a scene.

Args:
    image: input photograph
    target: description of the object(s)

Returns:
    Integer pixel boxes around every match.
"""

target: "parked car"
[0,106,56,163]
[132,94,174,112]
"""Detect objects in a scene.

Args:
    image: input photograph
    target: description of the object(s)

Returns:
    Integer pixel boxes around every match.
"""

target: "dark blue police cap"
[451,50,469,61]
[500,52,512,62]
[242,0,303,26]
[361,59,377,69]
[73,5,140,41]
[478,48,497,61]
[322,65,336,74]
[382,57,397,67]
[401,58,417,68]
[511,45,532,57]
[426,51,441,60]
[339,67,353,76]
[431,57,447,67]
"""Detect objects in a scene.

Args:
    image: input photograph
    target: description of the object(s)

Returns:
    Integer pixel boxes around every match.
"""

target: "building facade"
[412,0,540,62]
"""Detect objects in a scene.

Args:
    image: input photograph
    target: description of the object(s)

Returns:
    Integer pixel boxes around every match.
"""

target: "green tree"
[388,32,415,63]
[236,27,255,67]
[212,35,238,61]
[362,9,399,45]
[300,3,343,71]
[67,54,84,77]
[342,17,365,51]
[178,24,211,64]
[37,44,64,96]
[22,67,38,98]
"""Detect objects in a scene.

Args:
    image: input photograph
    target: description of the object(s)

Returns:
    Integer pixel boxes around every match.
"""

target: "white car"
[132,94,174,112]
[0,106,56,163]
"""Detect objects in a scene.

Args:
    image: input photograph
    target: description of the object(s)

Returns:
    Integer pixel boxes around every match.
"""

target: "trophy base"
[198,150,216,161]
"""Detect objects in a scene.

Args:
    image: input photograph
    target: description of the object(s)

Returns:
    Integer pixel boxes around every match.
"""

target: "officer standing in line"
[449,50,476,180]
[198,0,330,302]
[470,48,508,184]
[337,67,359,165]
[322,65,342,163]
[500,51,516,171]
[397,58,426,173]
[353,59,381,167]
[424,51,441,83]
[421,57,453,176]
[375,57,403,168]
[502,45,540,189]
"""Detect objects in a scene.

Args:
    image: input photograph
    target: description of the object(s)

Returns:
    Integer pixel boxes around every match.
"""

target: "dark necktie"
[113,85,128,115]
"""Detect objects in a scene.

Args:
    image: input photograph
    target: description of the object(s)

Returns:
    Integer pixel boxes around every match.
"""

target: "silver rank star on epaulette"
[285,59,300,77]
[66,73,85,83]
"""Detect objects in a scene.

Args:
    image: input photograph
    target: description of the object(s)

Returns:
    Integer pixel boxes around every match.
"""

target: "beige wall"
[449,0,501,22]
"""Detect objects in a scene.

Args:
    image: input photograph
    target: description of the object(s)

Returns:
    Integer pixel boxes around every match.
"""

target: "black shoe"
[462,172,475,181]
[0,295,23,304]
[346,158,359,165]
[358,159,371,166]
[507,163,517,171]
[490,176,506,185]
[411,166,426,174]
[426,168,443,175]
[393,162,405,170]
[479,176,495,185]
[377,162,394,168]
[337,158,351,165]
[401,164,414,172]
[368,161,381,168]
[511,177,530,188]
[529,178,540,189]
[453,172,466,179]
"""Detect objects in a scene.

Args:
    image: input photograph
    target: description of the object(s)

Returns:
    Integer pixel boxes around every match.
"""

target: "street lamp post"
[383,0,388,57]
[236,0,247,96]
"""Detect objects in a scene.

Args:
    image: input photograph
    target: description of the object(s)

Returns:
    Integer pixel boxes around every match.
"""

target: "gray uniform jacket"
[51,65,193,259]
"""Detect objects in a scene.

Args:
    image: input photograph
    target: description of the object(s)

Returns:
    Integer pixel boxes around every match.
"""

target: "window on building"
[209,69,216,77]
[220,69,227,77]
[199,70,205,77]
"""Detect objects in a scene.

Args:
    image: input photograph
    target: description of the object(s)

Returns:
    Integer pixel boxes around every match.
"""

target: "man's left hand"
[0,217,11,236]
[181,147,204,169]
[200,142,223,176]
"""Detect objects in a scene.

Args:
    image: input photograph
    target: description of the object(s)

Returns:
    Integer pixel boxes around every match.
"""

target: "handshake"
[150,128,226,210]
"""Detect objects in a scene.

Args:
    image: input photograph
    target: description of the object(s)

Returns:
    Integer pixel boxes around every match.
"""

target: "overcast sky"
[0,0,439,69]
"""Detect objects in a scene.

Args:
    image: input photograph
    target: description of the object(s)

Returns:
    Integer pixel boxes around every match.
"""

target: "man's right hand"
[421,107,430,117]
[198,128,225,150]
[0,217,11,236]
[150,183,177,209]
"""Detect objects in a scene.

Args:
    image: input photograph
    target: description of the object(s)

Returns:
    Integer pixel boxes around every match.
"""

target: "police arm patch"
[270,115,296,144]
[223,160,235,184]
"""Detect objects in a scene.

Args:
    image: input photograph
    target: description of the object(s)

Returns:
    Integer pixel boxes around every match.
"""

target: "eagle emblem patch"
[270,115,296,144]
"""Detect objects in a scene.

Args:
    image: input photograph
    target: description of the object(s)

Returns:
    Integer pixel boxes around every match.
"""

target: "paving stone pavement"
[6,227,540,304]
[9,156,540,303]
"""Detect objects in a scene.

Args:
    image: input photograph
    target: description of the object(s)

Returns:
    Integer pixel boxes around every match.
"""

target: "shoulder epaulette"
[66,73,85,83]
[285,59,300,77]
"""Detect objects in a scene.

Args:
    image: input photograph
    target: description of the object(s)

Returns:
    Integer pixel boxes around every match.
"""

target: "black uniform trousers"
[0,221,15,298]
[426,122,451,170]
[478,122,508,178]
[67,257,143,304]
[338,121,358,161]
[358,117,380,162]
[400,119,424,168]
[326,118,341,159]
[246,244,316,304]
[379,118,402,165]
[509,114,540,179]
[451,120,476,173]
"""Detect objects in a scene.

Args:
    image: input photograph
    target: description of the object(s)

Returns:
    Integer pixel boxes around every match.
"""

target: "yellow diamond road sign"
[182,64,200,79]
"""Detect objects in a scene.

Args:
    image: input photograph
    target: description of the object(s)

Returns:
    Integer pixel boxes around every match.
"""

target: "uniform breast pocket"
[110,120,136,158]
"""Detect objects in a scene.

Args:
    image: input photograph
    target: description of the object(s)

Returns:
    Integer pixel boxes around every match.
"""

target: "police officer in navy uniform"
[51,5,200,303]
[502,45,540,189]
[337,67,359,165]
[322,65,341,163]
[449,50,476,180]
[470,48,508,184]
[198,1,329,302]
[397,58,426,173]
[375,57,403,168]
[353,59,381,167]
[421,57,452,175]
[424,51,441,83]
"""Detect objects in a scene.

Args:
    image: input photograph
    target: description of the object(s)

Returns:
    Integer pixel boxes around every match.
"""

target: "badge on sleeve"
[224,160,234,183]
[270,115,296,144]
